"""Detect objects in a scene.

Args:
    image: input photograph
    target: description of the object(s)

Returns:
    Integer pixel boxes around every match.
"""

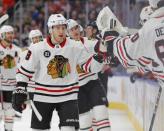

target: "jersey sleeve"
[113,28,150,69]
[16,45,38,83]
[77,42,103,73]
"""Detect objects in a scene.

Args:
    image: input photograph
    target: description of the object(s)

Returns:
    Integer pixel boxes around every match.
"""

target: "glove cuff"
[13,87,27,94]
[16,82,28,91]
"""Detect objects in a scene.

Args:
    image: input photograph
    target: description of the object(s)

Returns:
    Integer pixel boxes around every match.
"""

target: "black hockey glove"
[94,40,107,63]
[104,31,120,65]
[130,73,142,83]
[12,82,28,113]
[102,30,119,56]
[94,31,119,64]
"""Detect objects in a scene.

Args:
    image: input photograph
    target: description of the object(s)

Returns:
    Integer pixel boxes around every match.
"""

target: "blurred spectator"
[13,25,20,46]
[9,0,148,48]
[2,0,15,18]
[0,6,6,16]
[88,10,98,22]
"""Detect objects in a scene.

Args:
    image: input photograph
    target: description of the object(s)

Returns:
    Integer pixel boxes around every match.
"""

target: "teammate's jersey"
[0,43,21,91]
[113,7,164,83]
[18,50,36,93]
[77,37,98,86]
[17,36,103,103]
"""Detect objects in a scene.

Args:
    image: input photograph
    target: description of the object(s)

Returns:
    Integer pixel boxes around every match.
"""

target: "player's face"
[69,25,81,40]
[85,26,93,38]
[51,24,67,43]
[32,36,43,44]
[4,31,14,43]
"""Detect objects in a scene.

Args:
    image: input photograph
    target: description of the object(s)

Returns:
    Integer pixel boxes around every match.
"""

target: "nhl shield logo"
[44,50,51,58]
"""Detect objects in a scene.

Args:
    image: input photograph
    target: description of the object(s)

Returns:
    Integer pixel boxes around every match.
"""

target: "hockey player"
[0,25,21,131]
[28,29,44,99]
[18,29,44,101]
[100,0,164,89]
[129,5,155,81]
[12,14,105,131]
[85,22,99,40]
[67,19,111,131]
[85,21,111,93]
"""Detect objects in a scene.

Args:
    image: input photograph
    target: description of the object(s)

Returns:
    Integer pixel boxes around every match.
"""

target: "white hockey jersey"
[17,36,103,103]
[18,50,36,93]
[0,43,21,91]
[113,7,164,85]
[77,37,98,86]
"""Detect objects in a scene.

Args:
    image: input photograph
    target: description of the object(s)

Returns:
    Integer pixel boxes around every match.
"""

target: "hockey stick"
[149,85,162,131]
[0,69,4,110]
[0,67,5,121]
[0,14,9,25]
[30,100,42,121]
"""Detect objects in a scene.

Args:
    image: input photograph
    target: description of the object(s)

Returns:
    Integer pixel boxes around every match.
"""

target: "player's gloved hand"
[130,73,141,83]
[95,30,120,64]
[94,40,108,63]
[12,85,27,113]
[102,30,119,54]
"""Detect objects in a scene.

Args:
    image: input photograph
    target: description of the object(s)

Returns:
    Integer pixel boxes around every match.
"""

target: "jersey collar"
[0,42,12,49]
[46,36,67,48]
[80,37,84,44]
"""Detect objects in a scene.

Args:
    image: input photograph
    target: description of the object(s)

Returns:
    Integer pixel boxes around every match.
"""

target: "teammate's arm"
[12,46,38,113]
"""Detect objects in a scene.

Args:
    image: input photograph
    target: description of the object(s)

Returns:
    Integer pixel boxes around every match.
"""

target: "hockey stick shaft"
[149,85,162,131]
[30,100,42,121]
[0,69,4,109]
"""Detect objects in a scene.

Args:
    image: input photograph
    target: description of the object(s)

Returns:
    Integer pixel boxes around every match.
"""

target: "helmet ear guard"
[1,33,6,40]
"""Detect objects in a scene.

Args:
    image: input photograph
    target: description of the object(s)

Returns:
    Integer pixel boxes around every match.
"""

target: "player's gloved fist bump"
[94,40,108,63]
[12,86,27,113]
[102,31,119,55]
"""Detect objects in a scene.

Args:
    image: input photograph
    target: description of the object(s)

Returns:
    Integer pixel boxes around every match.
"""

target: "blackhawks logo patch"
[47,55,71,79]
[2,54,16,69]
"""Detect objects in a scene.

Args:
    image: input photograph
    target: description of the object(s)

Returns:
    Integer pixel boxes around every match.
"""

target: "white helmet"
[67,19,79,30]
[0,25,14,39]
[28,29,43,44]
[29,29,43,39]
[47,14,67,28]
[140,6,153,25]
[149,0,161,8]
